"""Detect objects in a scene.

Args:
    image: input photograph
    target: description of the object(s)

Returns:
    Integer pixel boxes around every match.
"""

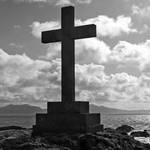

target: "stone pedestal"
[33,101,103,134]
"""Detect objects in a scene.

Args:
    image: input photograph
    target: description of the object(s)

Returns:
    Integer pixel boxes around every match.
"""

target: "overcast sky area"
[1,0,150,109]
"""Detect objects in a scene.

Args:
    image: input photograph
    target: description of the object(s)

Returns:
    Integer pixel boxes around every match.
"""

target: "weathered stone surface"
[34,113,103,133]
[104,128,116,133]
[131,130,150,137]
[116,125,134,133]
[47,101,89,113]
[0,127,150,150]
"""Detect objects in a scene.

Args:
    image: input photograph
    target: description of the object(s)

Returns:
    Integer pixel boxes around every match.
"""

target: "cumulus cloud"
[33,17,150,75]
[56,0,92,6]
[76,64,139,104]
[30,21,60,38]
[44,38,111,65]
[77,15,137,38]
[0,48,61,105]
[75,39,111,64]
[139,24,150,34]
[76,65,150,106]
[108,40,150,72]
[76,63,107,91]
[132,5,150,18]
[77,69,150,106]
[1,46,150,109]
[12,0,93,6]
[40,36,150,75]
[30,17,150,107]
[76,0,92,4]
[37,37,150,108]
[56,0,73,6]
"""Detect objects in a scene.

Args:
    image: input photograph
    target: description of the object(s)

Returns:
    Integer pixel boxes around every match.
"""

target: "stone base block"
[47,101,89,113]
[33,113,103,133]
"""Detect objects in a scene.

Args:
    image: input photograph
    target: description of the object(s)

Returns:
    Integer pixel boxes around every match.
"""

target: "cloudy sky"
[1,0,150,109]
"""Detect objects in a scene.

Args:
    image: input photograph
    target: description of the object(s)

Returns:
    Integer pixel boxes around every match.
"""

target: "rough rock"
[0,126,149,150]
[104,128,116,133]
[131,130,150,137]
[116,125,134,133]
[0,126,25,131]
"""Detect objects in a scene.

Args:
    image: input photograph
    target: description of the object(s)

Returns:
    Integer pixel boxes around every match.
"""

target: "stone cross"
[42,6,96,103]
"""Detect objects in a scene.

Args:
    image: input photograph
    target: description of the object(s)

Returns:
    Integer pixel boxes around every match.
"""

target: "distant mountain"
[90,104,150,115]
[0,104,150,115]
[0,104,46,115]
[90,104,126,114]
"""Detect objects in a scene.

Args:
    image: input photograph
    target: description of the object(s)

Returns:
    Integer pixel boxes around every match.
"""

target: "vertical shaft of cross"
[42,6,96,103]
[61,7,75,102]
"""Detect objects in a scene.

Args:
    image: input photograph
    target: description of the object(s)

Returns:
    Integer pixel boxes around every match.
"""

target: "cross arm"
[42,29,62,43]
[72,24,96,40]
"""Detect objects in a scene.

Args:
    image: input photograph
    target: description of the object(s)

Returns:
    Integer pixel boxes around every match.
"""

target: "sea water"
[102,114,150,130]
[0,115,35,128]
[0,114,150,143]
[101,114,150,144]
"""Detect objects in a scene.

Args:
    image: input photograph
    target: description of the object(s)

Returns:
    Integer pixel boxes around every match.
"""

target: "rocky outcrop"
[131,130,150,137]
[0,126,149,150]
[0,126,25,131]
[116,125,134,133]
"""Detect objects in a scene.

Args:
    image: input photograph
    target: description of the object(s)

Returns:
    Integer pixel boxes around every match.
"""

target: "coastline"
[0,125,149,150]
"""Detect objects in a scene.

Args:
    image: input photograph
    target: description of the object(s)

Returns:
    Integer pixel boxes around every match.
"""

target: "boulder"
[104,128,116,133]
[116,125,134,133]
[0,136,18,150]
[131,130,150,137]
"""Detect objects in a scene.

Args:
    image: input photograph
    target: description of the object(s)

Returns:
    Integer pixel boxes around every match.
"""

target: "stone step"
[47,101,89,113]
[34,113,103,133]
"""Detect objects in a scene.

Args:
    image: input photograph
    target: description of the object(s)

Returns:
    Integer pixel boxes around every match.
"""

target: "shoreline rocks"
[0,125,149,150]
[116,125,134,133]
[131,130,150,137]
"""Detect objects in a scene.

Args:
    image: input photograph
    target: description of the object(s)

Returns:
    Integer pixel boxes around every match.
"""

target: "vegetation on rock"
[0,125,149,150]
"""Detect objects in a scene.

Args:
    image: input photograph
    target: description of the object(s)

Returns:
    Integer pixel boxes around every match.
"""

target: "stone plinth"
[47,101,89,113]
[33,101,103,134]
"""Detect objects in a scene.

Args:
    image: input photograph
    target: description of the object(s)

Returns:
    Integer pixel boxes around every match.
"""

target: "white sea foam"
[135,137,150,144]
